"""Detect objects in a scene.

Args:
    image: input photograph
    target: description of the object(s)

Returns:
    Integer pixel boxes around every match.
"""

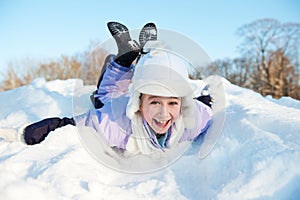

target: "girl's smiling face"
[140,94,181,134]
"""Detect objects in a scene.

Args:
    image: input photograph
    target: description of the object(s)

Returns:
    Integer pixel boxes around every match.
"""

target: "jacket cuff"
[109,55,134,72]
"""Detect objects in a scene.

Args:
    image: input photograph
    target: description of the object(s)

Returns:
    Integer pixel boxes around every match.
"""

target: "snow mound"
[0,77,300,199]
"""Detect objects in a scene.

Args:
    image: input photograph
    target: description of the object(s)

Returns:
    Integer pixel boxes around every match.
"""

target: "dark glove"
[195,85,212,108]
[24,117,75,145]
[195,95,212,108]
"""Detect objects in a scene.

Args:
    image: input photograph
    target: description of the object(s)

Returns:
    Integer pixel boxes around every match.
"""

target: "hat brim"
[135,80,197,97]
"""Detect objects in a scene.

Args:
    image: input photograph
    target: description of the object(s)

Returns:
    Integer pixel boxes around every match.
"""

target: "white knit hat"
[126,47,199,129]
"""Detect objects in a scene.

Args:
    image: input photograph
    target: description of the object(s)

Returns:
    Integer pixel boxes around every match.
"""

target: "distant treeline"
[0,42,108,91]
[1,18,300,100]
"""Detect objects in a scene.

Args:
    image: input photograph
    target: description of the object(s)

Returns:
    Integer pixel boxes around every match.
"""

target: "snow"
[1,77,300,200]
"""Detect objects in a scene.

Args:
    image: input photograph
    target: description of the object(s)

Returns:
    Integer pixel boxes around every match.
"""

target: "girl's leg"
[92,22,158,109]
[92,22,141,108]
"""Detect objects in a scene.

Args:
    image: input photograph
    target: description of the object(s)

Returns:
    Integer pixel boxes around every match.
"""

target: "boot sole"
[139,22,157,47]
[107,22,129,36]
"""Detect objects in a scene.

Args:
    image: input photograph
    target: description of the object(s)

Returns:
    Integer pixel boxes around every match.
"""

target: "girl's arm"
[23,117,75,145]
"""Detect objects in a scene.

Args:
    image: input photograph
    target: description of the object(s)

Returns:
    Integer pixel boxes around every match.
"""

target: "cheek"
[140,104,153,120]
[171,108,181,120]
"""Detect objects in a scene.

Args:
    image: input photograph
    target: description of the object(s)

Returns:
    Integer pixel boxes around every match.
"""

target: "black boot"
[139,22,157,49]
[91,22,140,109]
[137,22,157,61]
[107,22,140,67]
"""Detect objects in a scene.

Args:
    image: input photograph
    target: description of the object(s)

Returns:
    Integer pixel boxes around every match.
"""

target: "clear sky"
[1,0,300,74]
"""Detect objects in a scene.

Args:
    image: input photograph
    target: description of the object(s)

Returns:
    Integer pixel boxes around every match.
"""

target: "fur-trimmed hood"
[126,48,200,129]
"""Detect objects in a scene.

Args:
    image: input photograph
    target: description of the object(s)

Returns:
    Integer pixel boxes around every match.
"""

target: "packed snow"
[0,77,300,200]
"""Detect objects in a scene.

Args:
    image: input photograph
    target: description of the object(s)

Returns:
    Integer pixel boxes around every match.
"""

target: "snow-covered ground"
[0,77,300,200]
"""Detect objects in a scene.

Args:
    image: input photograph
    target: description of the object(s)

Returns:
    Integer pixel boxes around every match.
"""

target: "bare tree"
[0,40,109,91]
[81,41,108,85]
[236,18,300,98]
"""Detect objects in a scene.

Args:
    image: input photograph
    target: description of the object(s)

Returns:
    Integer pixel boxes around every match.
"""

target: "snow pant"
[90,55,110,109]
[24,117,75,145]
[91,53,137,109]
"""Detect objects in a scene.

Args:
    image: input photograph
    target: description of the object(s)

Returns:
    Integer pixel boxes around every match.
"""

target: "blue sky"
[1,0,300,74]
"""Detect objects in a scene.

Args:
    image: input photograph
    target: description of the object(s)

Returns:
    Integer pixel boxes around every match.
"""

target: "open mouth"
[153,119,171,129]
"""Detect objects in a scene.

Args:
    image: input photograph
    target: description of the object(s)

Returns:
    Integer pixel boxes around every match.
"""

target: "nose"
[158,104,169,118]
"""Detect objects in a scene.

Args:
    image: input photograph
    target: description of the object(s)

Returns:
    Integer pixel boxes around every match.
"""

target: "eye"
[150,101,160,105]
[169,101,179,106]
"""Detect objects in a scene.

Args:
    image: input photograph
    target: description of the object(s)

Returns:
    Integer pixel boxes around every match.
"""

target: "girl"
[23,22,213,156]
